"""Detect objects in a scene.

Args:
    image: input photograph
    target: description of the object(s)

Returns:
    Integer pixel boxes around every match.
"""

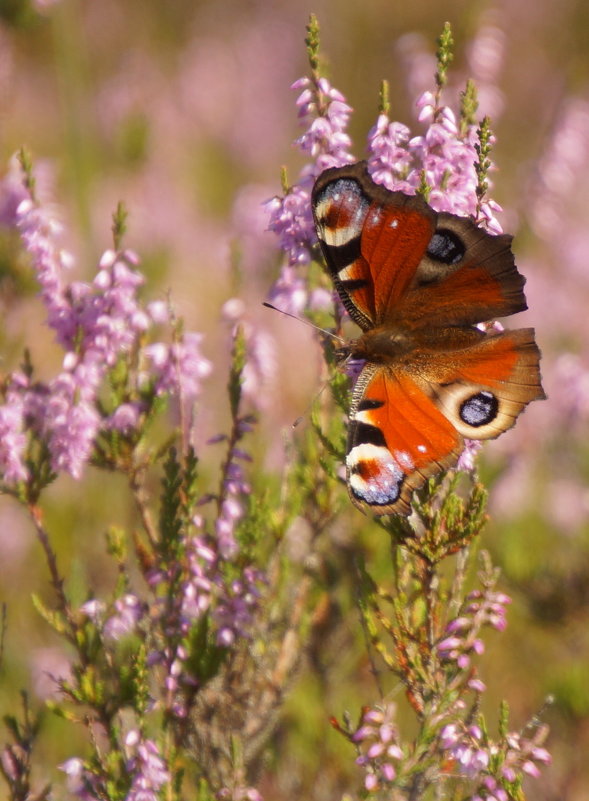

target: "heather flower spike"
[266,14,354,309]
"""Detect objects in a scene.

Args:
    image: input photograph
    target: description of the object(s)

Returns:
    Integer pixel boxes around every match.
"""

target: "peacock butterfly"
[311,160,545,516]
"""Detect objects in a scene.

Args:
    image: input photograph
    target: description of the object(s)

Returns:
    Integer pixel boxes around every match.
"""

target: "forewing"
[399,212,528,327]
[312,162,436,330]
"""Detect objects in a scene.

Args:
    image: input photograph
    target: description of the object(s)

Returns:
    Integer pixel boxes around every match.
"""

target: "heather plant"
[0,15,553,801]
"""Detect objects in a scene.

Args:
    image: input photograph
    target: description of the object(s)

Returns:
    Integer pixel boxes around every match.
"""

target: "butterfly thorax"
[348,325,415,364]
[348,324,486,366]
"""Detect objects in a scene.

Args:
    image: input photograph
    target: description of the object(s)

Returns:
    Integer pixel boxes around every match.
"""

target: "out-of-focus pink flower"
[103,594,146,640]
[437,587,511,668]
[144,332,212,402]
[368,91,502,228]
[124,732,170,801]
[352,703,404,792]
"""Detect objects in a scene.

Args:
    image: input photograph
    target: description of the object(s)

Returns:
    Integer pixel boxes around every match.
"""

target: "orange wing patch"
[347,368,463,514]
[361,205,435,321]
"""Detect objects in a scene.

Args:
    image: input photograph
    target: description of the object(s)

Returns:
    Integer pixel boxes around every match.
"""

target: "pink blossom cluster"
[60,756,103,800]
[439,720,551,797]
[352,703,404,792]
[292,76,354,170]
[0,166,212,484]
[168,530,263,649]
[437,587,511,670]
[124,730,170,801]
[61,730,170,801]
[368,92,502,231]
[75,531,263,723]
[150,529,263,718]
[265,75,354,312]
[213,423,254,559]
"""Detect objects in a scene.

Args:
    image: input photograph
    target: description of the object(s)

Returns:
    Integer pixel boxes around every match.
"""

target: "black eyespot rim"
[427,228,465,265]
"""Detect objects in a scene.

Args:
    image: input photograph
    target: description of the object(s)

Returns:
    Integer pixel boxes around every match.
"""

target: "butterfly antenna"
[262,301,345,345]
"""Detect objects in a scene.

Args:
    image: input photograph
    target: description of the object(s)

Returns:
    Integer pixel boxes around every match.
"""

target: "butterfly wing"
[312,162,527,329]
[347,329,544,516]
[312,161,436,330]
[347,365,463,515]
[417,328,546,439]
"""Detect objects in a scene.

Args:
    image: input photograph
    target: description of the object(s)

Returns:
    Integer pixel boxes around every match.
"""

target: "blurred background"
[0,0,589,798]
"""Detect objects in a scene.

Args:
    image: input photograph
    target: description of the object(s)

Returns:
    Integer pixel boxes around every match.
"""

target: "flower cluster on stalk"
[265,37,354,315]
[0,164,213,485]
[352,704,404,792]
[437,587,511,670]
[439,719,551,799]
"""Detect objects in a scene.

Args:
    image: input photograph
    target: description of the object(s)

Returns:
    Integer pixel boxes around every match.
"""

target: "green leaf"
[31,593,68,635]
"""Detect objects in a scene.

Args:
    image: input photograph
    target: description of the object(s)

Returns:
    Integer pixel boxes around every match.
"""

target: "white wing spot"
[390,218,399,229]
[417,444,427,453]
[394,450,414,471]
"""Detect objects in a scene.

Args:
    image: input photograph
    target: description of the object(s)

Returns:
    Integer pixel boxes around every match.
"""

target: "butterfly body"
[312,161,545,516]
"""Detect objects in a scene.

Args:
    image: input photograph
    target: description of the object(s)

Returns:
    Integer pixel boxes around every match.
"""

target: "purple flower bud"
[521,760,541,778]
[380,762,396,782]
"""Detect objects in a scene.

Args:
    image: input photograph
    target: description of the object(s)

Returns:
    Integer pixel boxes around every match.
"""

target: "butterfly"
[311,161,545,516]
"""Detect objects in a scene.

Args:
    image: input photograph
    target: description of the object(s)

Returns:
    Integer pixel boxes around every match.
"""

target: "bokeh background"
[1,0,589,798]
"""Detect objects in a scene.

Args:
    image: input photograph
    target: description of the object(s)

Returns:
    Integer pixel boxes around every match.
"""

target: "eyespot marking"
[427,228,465,264]
[460,390,499,427]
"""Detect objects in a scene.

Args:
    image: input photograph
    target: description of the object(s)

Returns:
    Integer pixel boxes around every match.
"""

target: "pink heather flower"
[179,535,215,623]
[293,76,354,168]
[69,251,149,364]
[367,90,503,232]
[213,566,264,647]
[79,599,106,622]
[43,372,101,479]
[367,114,414,191]
[456,439,483,471]
[439,722,490,779]
[106,402,143,432]
[60,758,101,800]
[265,184,317,268]
[147,299,170,324]
[0,156,28,226]
[103,594,145,640]
[439,719,551,794]
[16,196,73,344]
[125,732,170,801]
[352,704,403,792]
[265,264,309,316]
[144,332,212,402]
[7,167,216,482]
[437,586,510,668]
[266,74,354,308]
[0,383,28,484]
